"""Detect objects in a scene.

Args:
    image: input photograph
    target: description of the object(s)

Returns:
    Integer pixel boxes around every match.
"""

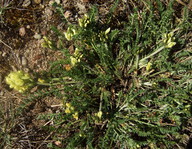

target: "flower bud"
[162,32,176,48]
[78,14,90,28]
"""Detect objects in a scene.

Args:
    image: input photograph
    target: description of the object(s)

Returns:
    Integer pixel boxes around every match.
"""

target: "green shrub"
[37,1,191,148]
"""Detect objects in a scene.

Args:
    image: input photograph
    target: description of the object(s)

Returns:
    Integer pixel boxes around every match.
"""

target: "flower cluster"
[70,48,83,66]
[65,102,79,120]
[5,71,34,93]
[78,14,90,28]
[41,36,54,49]
[98,28,111,42]
[64,26,77,41]
[64,14,90,41]
[162,32,176,48]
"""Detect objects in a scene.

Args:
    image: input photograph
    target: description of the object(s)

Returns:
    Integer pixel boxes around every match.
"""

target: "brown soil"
[0,0,121,148]
[0,0,191,148]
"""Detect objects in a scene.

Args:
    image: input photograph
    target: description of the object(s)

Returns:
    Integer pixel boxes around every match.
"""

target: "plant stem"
[140,46,165,62]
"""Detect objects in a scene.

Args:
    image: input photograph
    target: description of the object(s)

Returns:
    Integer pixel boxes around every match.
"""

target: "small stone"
[21,56,28,66]
[54,141,62,147]
[23,67,29,73]
[40,5,45,9]
[34,34,41,39]
[45,8,53,16]
[0,90,4,96]
[22,0,31,7]
[57,23,64,30]
[2,51,7,57]
[41,29,47,36]
[64,10,72,19]
[26,25,30,29]
[19,27,26,36]
[49,0,54,6]
[77,3,86,14]
[55,0,60,4]
[34,0,41,4]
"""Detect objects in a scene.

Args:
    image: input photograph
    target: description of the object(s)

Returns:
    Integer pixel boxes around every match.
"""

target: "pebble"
[22,0,31,7]
[19,27,26,36]
[2,51,7,57]
[21,56,28,66]
[57,23,64,30]
[54,141,62,147]
[34,0,41,4]
[34,34,42,39]
[40,5,45,9]
[41,29,47,36]
[45,8,53,16]
[23,68,30,73]
[77,3,86,14]
[0,51,6,57]
[49,0,54,6]
[64,10,72,19]
[0,90,4,96]
[55,0,60,4]
[26,25,30,29]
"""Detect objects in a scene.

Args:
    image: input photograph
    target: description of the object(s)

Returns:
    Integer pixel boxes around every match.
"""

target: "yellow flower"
[162,32,176,48]
[5,71,34,93]
[41,36,54,49]
[64,27,77,41]
[166,41,176,48]
[79,133,83,137]
[38,78,45,83]
[65,102,75,114]
[70,48,83,66]
[146,62,152,71]
[78,14,90,28]
[72,112,79,120]
[95,111,102,119]
[66,102,72,108]
[98,28,111,42]
[65,108,71,114]
[64,32,72,41]
[74,48,81,56]
[105,28,111,35]
[70,56,79,66]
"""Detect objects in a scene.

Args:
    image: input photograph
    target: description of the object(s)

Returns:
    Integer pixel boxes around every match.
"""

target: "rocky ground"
[0,0,126,148]
[0,0,191,148]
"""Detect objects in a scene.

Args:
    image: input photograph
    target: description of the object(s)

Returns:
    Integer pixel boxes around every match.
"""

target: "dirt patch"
[0,0,191,148]
[0,0,117,148]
